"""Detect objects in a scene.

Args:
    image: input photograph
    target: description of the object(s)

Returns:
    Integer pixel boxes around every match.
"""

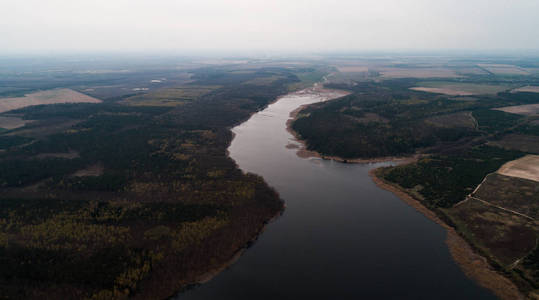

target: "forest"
[0,65,305,299]
[291,73,539,295]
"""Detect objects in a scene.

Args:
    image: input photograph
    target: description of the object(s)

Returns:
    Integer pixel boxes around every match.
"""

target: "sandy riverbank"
[285,85,526,299]
[369,169,525,300]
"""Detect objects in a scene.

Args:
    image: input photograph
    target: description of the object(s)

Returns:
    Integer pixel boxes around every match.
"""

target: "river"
[178,87,495,299]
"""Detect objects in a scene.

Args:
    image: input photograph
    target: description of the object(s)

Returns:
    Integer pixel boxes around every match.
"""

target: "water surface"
[179,89,495,299]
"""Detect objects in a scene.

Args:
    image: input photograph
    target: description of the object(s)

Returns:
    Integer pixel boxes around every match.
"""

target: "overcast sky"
[1,0,538,54]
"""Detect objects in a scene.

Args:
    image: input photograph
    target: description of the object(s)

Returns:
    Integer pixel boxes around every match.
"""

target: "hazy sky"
[1,0,538,54]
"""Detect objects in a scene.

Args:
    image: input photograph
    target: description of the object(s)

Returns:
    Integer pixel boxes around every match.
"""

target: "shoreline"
[285,91,416,165]
[173,83,326,296]
[285,85,525,299]
[187,208,284,286]
[369,169,525,300]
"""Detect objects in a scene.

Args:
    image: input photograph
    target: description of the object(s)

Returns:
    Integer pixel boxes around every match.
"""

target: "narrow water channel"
[178,88,495,299]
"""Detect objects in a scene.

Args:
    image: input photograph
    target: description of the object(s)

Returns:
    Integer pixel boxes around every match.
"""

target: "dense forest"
[0,66,307,299]
[292,81,537,158]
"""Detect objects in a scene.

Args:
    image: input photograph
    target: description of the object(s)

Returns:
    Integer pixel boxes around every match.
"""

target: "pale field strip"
[410,87,473,96]
[477,64,530,75]
[336,66,369,73]
[494,103,539,116]
[378,67,460,78]
[0,88,101,114]
[497,155,539,182]
[0,116,33,129]
[511,86,539,93]
[410,82,511,96]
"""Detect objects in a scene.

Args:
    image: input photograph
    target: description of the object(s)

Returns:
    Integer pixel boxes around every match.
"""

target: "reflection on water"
[178,90,495,299]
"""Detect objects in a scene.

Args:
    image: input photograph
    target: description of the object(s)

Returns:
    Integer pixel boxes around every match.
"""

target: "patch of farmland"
[512,86,539,93]
[0,116,34,130]
[489,134,539,154]
[72,163,104,177]
[410,81,511,96]
[123,85,218,106]
[242,76,283,86]
[0,89,101,113]
[425,111,477,128]
[495,104,539,116]
[473,173,539,219]
[455,67,490,75]
[336,66,369,73]
[477,64,530,75]
[497,155,539,182]
[449,198,536,266]
[377,67,460,79]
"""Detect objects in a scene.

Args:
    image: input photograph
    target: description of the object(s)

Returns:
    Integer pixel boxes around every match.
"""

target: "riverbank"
[185,208,284,286]
[369,168,525,300]
[286,90,525,299]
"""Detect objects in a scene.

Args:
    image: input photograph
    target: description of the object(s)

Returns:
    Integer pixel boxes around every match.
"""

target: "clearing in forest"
[477,64,530,75]
[497,155,539,182]
[0,88,101,113]
[495,104,539,116]
[511,86,539,93]
[123,85,218,106]
[410,81,511,96]
[378,67,459,79]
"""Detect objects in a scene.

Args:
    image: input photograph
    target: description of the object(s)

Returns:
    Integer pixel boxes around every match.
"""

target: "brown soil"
[497,155,539,182]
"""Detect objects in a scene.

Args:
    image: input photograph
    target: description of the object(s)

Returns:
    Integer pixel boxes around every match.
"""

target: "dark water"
[178,90,495,299]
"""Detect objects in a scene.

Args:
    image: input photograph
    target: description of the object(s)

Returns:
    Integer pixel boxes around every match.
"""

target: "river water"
[179,88,495,299]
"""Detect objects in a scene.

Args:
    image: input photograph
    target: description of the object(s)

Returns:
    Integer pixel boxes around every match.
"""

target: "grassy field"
[378,67,460,79]
[0,116,33,130]
[477,64,531,76]
[122,85,219,106]
[495,103,539,116]
[424,111,477,128]
[489,134,539,154]
[448,198,536,266]
[411,81,512,95]
[0,89,101,113]
[512,86,539,93]
[473,173,539,219]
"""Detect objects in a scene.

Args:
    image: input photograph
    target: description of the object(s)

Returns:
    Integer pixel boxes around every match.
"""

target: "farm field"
[378,67,460,78]
[410,81,512,95]
[336,65,369,73]
[512,86,539,93]
[122,85,219,106]
[0,89,101,113]
[472,173,539,219]
[478,64,530,75]
[496,155,539,182]
[0,116,33,130]
[425,111,477,128]
[489,134,539,154]
[495,103,539,116]
[448,198,536,266]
